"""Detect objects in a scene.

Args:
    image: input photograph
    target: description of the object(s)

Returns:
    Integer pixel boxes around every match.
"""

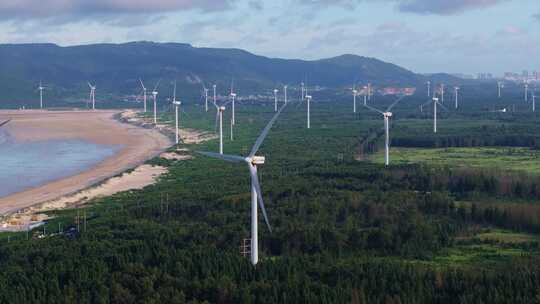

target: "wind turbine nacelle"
[230,93,237,97]
[173,101,181,105]
[352,90,358,94]
[152,91,158,96]
[384,112,393,117]
[305,95,312,99]
[219,106,226,111]
[274,90,279,93]
[251,156,265,165]
[433,97,439,102]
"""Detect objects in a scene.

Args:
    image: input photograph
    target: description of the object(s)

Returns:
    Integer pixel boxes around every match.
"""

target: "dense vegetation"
[1,92,540,303]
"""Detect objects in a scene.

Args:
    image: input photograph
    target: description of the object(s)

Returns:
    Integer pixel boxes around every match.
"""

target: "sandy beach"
[0,110,172,216]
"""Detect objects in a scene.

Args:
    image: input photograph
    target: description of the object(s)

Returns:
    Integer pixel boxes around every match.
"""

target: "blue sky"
[0,0,538,74]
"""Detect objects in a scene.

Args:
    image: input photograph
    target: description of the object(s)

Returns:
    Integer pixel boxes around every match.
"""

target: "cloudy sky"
[0,0,538,74]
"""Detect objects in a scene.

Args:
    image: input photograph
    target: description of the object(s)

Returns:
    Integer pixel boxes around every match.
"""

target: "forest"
[1,88,540,303]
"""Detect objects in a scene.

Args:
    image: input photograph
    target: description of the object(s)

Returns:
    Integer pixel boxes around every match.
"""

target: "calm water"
[0,129,122,198]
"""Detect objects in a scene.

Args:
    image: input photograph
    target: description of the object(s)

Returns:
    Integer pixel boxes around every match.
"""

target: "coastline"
[0,110,173,217]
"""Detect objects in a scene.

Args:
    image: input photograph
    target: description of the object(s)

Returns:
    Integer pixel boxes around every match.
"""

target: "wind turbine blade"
[0,120,11,128]
[421,99,435,107]
[139,78,146,90]
[87,82,93,89]
[153,79,162,91]
[437,102,450,112]
[249,102,289,158]
[196,151,245,163]
[386,95,406,112]
[249,164,272,233]
[363,104,384,115]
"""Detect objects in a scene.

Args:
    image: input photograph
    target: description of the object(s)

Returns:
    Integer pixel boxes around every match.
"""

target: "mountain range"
[0,41,462,107]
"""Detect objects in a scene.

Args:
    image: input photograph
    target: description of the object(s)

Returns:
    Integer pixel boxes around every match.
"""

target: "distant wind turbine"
[352,85,358,113]
[87,82,96,110]
[273,89,279,112]
[454,86,460,109]
[37,81,45,109]
[213,102,227,154]
[427,81,431,97]
[230,80,237,125]
[301,82,305,101]
[498,81,503,98]
[172,81,181,144]
[363,86,368,105]
[152,79,161,124]
[367,83,372,101]
[306,95,312,129]
[363,95,406,166]
[139,79,147,112]
[213,84,217,106]
[440,84,445,104]
[532,92,536,113]
[525,82,529,102]
[204,87,209,112]
[284,85,288,104]
[421,96,448,133]
[197,102,288,266]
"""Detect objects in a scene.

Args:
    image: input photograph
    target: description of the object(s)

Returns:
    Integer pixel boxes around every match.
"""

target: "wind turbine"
[305,95,312,129]
[525,82,529,102]
[421,96,447,133]
[87,82,96,110]
[454,86,460,109]
[367,83,372,101]
[152,79,161,125]
[204,87,209,112]
[532,92,536,113]
[363,86,368,105]
[440,84,445,104]
[213,84,217,106]
[498,81,503,98]
[197,102,288,266]
[363,95,406,166]
[301,82,305,101]
[284,85,288,104]
[230,81,237,125]
[172,81,181,144]
[273,89,279,112]
[38,81,45,109]
[427,81,431,97]
[139,79,147,112]
[213,102,226,154]
[352,85,358,113]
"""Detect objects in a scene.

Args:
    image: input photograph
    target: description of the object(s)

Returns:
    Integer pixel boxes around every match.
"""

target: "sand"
[0,110,172,216]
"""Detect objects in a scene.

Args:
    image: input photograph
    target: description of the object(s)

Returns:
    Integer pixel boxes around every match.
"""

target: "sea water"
[0,129,121,198]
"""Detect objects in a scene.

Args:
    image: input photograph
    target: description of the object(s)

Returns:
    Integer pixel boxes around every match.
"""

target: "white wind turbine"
[139,78,147,112]
[37,81,45,109]
[284,85,288,104]
[305,94,312,129]
[498,81,504,98]
[87,82,96,110]
[367,83,372,101]
[152,79,161,125]
[197,102,288,266]
[440,84,445,104]
[204,87,209,112]
[301,82,305,101]
[352,85,358,113]
[230,81,237,125]
[213,84,217,106]
[273,89,279,112]
[420,96,448,133]
[363,86,368,105]
[212,101,228,154]
[532,91,536,113]
[454,86,460,109]
[363,95,406,166]
[426,81,431,97]
[525,82,529,102]
[172,81,181,144]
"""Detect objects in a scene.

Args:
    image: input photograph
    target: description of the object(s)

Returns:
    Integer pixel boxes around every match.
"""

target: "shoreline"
[0,109,173,217]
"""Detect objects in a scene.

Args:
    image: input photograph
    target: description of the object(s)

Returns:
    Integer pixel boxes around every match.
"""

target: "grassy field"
[475,229,540,244]
[372,146,540,174]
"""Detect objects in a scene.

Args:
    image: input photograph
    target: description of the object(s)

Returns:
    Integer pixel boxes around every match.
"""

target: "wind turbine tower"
[352,87,358,113]
[204,87,209,112]
[454,87,460,109]
[498,81,503,98]
[152,80,161,125]
[284,85,288,104]
[427,81,431,97]
[440,84,445,104]
[230,90,237,125]
[301,82,305,101]
[306,95,312,129]
[274,89,279,112]
[213,84,217,106]
[172,81,181,144]
[525,83,529,102]
[38,81,45,109]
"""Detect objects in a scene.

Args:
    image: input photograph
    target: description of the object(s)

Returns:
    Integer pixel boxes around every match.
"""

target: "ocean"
[0,129,121,198]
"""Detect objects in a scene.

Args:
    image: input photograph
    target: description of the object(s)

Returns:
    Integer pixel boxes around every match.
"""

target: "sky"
[0,0,538,75]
